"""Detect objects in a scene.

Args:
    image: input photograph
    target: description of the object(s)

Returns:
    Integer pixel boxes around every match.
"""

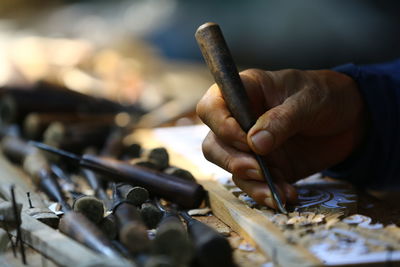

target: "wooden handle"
[81,155,206,209]
[195,22,256,132]
[59,211,120,258]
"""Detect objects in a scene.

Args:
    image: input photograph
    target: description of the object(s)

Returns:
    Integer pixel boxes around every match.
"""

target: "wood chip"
[187,207,212,216]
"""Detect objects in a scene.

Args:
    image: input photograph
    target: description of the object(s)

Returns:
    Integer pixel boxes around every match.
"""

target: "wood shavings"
[287,216,303,225]
[187,207,212,216]
[324,213,343,229]
[238,242,256,252]
[270,214,288,226]
[238,193,257,208]
[311,214,325,224]
[229,187,243,197]
[342,214,383,229]
[217,174,400,264]
[229,235,242,249]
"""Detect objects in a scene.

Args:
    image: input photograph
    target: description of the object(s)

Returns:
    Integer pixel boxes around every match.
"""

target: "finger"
[260,165,298,204]
[202,131,264,181]
[277,181,298,204]
[197,84,249,151]
[232,175,286,209]
[203,132,298,204]
[247,95,309,156]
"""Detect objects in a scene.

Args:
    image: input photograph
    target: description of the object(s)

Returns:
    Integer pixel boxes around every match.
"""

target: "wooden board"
[129,126,400,267]
[130,128,321,267]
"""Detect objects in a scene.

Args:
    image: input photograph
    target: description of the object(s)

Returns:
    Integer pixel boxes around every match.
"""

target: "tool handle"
[196,22,288,214]
[81,155,206,209]
[59,211,120,258]
[195,22,256,132]
[186,216,234,267]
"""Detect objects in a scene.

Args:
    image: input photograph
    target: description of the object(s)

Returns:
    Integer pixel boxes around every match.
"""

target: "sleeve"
[322,59,400,190]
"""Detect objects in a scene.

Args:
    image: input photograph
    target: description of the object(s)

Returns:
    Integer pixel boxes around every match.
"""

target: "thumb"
[247,97,307,155]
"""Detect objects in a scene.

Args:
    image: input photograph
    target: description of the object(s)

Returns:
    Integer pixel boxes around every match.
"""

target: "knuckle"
[223,154,234,174]
[227,158,242,175]
[201,133,214,160]
[216,117,235,139]
[267,107,292,125]
[196,96,209,121]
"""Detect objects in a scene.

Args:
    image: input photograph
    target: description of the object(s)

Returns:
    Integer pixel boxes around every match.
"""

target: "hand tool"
[43,121,112,154]
[140,202,163,229]
[111,183,150,254]
[81,169,113,210]
[154,200,193,267]
[30,141,206,209]
[180,211,235,267]
[142,147,169,170]
[10,186,26,265]
[72,195,105,224]
[195,22,287,213]
[1,136,71,211]
[117,184,149,207]
[98,214,118,240]
[0,81,143,125]
[1,136,120,257]
[164,166,196,182]
[22,112,116,141]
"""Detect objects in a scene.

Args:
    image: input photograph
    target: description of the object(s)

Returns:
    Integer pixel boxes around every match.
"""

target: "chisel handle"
[195,22,255,131]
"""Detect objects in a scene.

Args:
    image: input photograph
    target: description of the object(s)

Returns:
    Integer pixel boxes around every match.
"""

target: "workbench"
[1,124,400,267]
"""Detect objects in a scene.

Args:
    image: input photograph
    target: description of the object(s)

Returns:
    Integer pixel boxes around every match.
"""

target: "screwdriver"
[195,22,287,214]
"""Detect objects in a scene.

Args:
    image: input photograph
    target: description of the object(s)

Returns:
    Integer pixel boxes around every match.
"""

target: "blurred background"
[0,0,399,130]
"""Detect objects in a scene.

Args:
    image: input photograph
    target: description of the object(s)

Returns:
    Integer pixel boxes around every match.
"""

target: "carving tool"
[1,137,120,257]
[81,169,113,210]
[195,22,287,213]
[116,184,149,207]
[30,141,206,209]
[154,200,193,266]
[10,186,26,265]
[72,195,105,224]
[112,183,150,254]
[140,202,163,229]
[180,211,235,267]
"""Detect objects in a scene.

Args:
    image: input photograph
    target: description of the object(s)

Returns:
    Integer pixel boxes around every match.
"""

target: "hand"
[197,69,365,209]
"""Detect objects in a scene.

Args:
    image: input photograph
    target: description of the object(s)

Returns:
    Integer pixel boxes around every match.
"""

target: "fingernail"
[233,141,249,151]
[245,169,261,179]
[250,130,274,154]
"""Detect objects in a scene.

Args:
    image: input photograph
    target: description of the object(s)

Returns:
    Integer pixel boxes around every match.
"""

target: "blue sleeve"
[322,59,400,190]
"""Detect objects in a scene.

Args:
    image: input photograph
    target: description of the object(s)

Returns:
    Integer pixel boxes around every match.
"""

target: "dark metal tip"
[276,201,288,215]
[28,141,81,162]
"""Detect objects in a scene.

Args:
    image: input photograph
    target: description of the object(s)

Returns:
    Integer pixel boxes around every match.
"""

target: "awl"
[195,22,287,214]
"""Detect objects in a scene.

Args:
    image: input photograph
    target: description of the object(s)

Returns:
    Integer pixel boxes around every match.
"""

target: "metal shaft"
[195,22,287,214]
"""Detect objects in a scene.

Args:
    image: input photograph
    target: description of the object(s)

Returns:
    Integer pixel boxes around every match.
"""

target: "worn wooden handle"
[195,22,256,132]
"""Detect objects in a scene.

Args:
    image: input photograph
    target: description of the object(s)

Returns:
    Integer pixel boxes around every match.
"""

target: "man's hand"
[196,69,365,209]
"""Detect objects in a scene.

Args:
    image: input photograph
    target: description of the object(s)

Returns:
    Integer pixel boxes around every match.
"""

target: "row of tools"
[0,81,235,267]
